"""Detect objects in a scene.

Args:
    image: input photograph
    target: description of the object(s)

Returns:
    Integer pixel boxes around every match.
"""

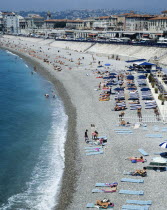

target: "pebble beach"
[0,35,167,210]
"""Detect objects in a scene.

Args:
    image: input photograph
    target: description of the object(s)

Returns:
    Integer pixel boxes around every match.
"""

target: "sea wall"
[4,35,167,65]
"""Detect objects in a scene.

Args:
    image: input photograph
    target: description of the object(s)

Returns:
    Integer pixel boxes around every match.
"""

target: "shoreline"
[0,46,80,210]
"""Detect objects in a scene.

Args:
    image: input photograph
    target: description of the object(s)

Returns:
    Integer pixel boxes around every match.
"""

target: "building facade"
[2,12,20,34]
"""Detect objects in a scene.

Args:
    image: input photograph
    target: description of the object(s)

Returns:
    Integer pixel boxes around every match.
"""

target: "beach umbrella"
[114,87,124,91]
[103,77,110,79]
[127,69,134,72]
[159,142,167,149]
[127,75,134,80]
[152,157,167,163]
[109,72,117,75]
[141,88,150,91]
[109,75,116,79]
[159,142,167,157]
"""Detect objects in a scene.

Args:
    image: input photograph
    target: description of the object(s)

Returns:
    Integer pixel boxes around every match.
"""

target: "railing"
[118,115,163,123]
[54,38,167,48]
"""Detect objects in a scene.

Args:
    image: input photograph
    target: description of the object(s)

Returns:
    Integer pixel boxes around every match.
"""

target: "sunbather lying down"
[119,120,130,126]
[126,156,147,162]
[96,199,114,209]
[102,186,117,192]
[132,167,147,177]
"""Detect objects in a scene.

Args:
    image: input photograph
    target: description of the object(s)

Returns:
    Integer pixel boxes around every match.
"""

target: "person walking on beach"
[85,129,89,143]
[137,108,142,122]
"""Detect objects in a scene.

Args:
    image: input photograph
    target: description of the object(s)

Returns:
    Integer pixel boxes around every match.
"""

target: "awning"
[143,34,149,36]
[134,62,156,66]
[123,32,135,35]
[156,33,163,36]
[139,62,156,66]
[126,59,146,63]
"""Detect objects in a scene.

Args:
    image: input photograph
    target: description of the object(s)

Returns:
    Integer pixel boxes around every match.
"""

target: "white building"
[92,16,117,30]
[148,16,167,32]
[3,12,20,34]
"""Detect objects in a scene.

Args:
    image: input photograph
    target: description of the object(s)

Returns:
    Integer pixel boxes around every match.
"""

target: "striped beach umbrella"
[159,141,167,149]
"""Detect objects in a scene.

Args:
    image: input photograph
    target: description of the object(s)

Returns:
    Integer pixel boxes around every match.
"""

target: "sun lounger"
[161,128,167,132]
[86,203,114,208]
[123,172,132,175]
[121,178,144,183]
[145,134,162,138]
[153,152,161,155]
[126,200,152,205]
[95,182,118,187]
[92,186,117,193]
[115,131,133,133]
[122,205,149,210]
[142,127,148,131]
[138,149,149,156]
[119,190,144,195]
[114,129,132,131]
[84,146,102,149]
[153,126,159,132]
[86,151,104,156]
[85,149,102,152]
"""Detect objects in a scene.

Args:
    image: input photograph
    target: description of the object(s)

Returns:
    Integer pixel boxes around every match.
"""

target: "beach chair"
[138,149,149,156]
[119,190,144,195]
[145,134,162,138]
[86,151,103,156]
[121,178,144,183]
[122,205,149,210]
[126,200,152,205]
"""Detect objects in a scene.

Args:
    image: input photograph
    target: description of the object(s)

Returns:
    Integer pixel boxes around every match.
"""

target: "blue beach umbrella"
[114,87,124,91]
[103,77,110,79]
[159,142,167,157]
[109,73,117,75]
[109,75,116,79]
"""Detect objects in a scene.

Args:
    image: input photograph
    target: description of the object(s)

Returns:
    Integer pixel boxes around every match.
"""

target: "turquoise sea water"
[0,50,68,210]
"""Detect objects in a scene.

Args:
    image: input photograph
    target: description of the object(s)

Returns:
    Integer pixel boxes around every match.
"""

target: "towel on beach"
[95,182,118,187]
[126,200,152,205]
[122,205,149,210]
[138,149,149,156]
[145,134,162,138]
[119,190,144,195]
[121,178,144,183]
[86,151,103,156]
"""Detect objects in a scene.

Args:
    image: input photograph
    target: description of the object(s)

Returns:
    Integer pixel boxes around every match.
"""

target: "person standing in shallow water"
[84,129,89,142]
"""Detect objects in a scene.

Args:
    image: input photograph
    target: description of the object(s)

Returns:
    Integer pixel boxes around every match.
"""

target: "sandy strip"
[0,36,167,210]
